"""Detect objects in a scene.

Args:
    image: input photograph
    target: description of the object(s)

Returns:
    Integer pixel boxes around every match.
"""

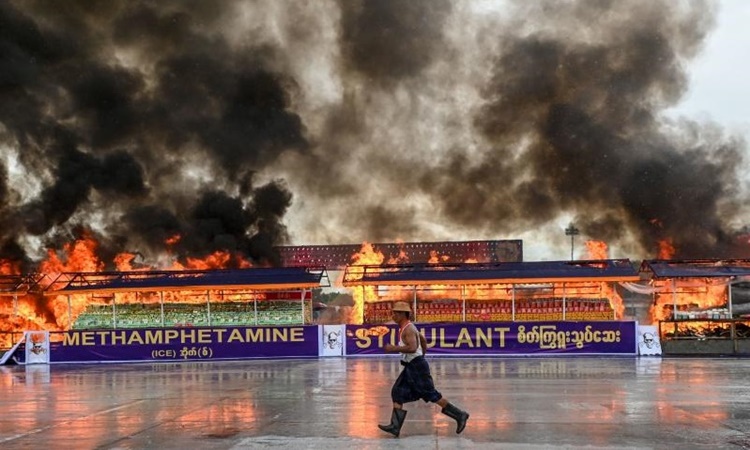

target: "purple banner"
[346,321,637,355]
[48,326,320,363]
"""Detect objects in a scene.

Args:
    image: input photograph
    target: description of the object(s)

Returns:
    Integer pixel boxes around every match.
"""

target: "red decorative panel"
[276,240,523,269]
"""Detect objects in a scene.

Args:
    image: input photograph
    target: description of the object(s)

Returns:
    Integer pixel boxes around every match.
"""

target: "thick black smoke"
[119,179,291,266]
[339,0,452,85]
[0,0,747,268]
[0,1,306,267]
[461,1,743,258]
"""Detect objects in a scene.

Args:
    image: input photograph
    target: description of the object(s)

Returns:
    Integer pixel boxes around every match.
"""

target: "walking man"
[378,301,470,437]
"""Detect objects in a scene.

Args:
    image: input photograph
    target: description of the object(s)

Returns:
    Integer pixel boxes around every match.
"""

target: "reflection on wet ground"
[1,357,749,449]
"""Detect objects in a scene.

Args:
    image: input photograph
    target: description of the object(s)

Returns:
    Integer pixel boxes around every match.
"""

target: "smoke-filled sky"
[0,0,749,270]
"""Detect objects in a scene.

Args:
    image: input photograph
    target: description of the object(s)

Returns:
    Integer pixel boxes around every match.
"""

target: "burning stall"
[2,267,330,364]
[0,266,329,349]
[42,267,330,330]
[342,259,639,324]
[640,259,750,355]
[0,274,49,349]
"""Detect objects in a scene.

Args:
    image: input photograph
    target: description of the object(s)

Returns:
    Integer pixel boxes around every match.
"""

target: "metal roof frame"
[342,259,639,287]
[0,274,49,297]
[42,267,330,296]
[641,259,750,279]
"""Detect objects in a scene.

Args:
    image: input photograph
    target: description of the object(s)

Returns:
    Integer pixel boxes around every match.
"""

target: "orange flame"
[165,234,182,246]
[428,250,450,264]
[348,242,384,325]
[584,241,608,260]
[114,253,140,271]
[649,281,727,325]
[0,259,20,275]
[0,229,262,347]
[658,239,675,259]
[39,231,105,274]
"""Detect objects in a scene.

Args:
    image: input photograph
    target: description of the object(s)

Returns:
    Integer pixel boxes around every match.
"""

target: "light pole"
[565,224,579,261]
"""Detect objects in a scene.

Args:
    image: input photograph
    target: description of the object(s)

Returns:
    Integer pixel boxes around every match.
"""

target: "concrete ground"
[1,357,749,449]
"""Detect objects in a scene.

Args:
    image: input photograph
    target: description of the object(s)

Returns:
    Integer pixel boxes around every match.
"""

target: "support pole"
[461,285,466,323]
[207,290,211,326]
[728,278,733,318]
[412,286,417,322]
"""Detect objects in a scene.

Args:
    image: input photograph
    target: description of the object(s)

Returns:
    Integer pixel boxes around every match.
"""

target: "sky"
[1,0,750,271]
[667,0,750,133]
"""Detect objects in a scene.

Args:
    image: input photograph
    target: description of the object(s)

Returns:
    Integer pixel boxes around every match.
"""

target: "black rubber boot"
[378,408,407,437]
[441,402,469,434]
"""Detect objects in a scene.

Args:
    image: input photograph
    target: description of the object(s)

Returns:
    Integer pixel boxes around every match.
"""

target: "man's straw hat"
[392,301,411,313]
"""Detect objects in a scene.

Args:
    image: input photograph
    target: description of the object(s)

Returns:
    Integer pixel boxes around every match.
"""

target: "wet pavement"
[1,357,749,449]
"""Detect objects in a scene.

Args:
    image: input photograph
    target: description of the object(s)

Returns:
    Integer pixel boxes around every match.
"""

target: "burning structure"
[638,259,750,349]
[5,237,750,359]
[0,238,519,349]
[2,232,750,357]
[0,264,329,348]
[342,259,639,325]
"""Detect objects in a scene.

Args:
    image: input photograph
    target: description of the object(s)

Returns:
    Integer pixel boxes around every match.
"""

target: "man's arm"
[419,331,428,356]
[384,326,419,353]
